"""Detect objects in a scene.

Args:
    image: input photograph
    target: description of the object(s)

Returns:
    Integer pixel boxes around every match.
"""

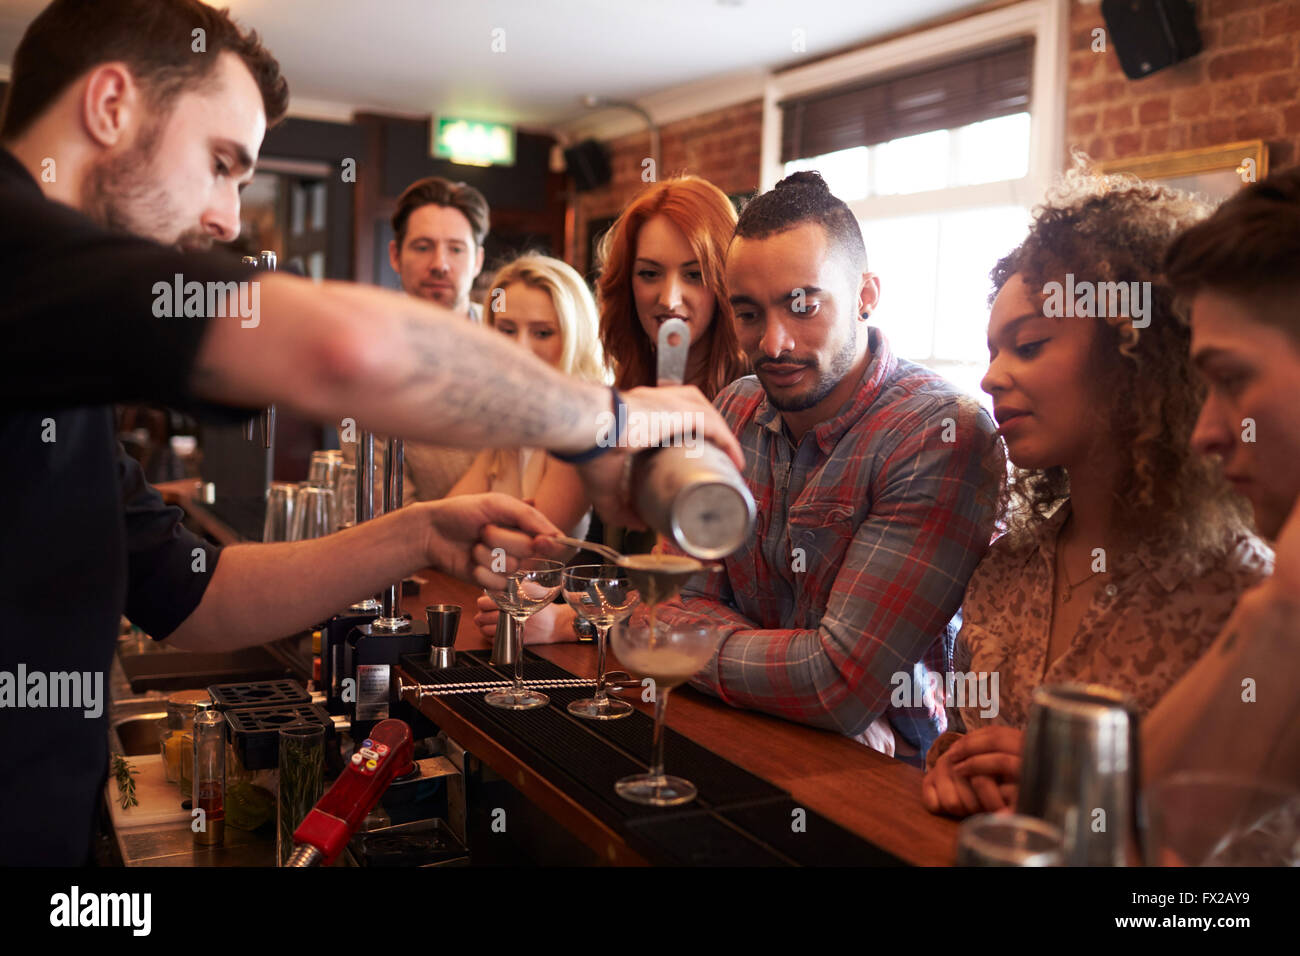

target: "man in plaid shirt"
[656,171,1003,764]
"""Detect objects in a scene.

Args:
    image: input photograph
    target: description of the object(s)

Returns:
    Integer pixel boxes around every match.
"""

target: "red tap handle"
[291,718,414,866]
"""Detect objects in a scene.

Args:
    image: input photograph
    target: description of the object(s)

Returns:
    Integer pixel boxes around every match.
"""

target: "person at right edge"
[930,168,1300,821]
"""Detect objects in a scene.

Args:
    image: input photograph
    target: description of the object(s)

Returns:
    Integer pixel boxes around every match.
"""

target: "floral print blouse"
[947,501,1273,735]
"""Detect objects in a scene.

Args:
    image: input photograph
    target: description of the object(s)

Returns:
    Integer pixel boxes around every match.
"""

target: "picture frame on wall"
[1097,139,1270,202]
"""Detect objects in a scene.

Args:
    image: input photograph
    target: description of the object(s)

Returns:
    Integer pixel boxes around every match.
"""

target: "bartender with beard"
[0,0,742,865]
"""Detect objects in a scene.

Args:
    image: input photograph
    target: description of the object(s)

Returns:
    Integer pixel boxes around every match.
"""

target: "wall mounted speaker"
[564,139,612,192]
[1101,0,1202,80]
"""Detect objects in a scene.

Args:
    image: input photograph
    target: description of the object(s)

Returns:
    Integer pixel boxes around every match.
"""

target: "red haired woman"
[596,176,748,398]
[471,177,750,643]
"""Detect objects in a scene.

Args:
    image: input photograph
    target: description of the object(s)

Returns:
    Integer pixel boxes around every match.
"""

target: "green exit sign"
[433,118,516,167]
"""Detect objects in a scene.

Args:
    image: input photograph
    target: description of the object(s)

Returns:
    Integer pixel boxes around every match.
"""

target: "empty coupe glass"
[562,565,639,720]
[485,558,564,710]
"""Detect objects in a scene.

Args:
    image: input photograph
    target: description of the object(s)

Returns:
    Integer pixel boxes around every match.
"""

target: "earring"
[859,309,871,321]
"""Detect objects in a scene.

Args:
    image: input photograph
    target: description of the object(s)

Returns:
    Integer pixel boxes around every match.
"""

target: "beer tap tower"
[343,435,431,740]
[320,427,385,714]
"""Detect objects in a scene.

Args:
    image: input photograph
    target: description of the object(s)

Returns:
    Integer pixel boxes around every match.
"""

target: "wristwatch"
[572,617,597,643]
[552,387,625,464]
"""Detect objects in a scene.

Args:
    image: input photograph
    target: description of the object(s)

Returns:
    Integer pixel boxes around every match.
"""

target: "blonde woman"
[446,254,607,541]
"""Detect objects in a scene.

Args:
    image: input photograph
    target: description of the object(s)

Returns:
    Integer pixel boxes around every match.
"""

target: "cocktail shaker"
[490,613,518,667]
[1015,683,1144,866]
[632,443,756,560]
[633,318,755,560]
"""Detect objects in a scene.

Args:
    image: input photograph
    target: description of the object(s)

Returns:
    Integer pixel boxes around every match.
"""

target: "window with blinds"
[779,37,1034,164]
[778,37,1038,408]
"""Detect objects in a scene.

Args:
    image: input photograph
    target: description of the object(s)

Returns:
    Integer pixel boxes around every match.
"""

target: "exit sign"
[433,118,516,167]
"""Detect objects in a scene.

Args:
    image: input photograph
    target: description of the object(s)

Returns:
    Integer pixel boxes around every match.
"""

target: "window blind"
[780,37,1035,163]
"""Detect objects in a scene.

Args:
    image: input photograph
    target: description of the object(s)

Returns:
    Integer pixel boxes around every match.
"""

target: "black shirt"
[0,148,253,864]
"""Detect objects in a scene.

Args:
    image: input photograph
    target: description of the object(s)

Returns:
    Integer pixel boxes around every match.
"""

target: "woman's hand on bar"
[921,726,1022,817]
[947,726,1023,811]
[473,595,576,643]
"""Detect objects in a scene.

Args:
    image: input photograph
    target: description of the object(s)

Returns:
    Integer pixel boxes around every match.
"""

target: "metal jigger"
[1015,683,1144,866]
[490,614,518,667]
[426,605,461,669]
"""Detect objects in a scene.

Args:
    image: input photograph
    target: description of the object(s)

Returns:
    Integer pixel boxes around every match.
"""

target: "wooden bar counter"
[161,481,960,866]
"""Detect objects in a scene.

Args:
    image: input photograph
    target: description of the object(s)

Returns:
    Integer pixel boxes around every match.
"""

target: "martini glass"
[609,611,725,806]
[561,565,639,720]
[485,558,564,710]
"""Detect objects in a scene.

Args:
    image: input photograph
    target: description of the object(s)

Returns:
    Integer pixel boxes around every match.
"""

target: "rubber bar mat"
[403,651,906,866]
[405,651,782,810]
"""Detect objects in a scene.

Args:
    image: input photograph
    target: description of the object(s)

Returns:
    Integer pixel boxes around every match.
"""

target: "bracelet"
[552,386,624,464]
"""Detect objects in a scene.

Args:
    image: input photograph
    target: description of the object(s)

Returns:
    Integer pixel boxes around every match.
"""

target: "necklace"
[1056,511,1102,604]
[1059,567,1101,604]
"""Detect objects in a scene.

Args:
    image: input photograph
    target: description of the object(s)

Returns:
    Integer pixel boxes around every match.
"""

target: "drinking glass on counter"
[333,462,357,529]
[277,723,325,866]
[562,565,639,720]
[955,814,1065,866]
[307,449,342,489]
[292,486,336,540]
[485,558,565,710]
[609,613,725,806]
[1144,772,1300,866]
[263,481,299,542]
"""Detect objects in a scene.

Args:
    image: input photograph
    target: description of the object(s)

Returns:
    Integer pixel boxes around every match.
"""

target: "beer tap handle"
[240,256,261,441]
[374,436,408,631]
[258,250,277,449]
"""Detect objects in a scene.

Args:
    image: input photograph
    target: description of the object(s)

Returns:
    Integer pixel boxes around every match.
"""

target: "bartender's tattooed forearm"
[395,314,585,444]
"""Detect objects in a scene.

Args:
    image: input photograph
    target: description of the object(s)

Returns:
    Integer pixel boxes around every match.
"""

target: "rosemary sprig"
[112,753,138,810]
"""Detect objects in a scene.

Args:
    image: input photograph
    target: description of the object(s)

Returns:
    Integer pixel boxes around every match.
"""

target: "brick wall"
[1067,0,1300,169]
[572,1,1300,273]
[572,99,763,273]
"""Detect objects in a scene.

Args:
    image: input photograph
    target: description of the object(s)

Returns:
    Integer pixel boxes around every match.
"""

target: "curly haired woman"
[921,160,1274,818]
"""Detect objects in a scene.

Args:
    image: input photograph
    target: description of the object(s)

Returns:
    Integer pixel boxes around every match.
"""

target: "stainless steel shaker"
[1015,683,1144,866]
[490,613,518,667]
[632,318,756,560]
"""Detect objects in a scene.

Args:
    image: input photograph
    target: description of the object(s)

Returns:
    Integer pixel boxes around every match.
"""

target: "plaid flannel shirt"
[657,328,1002,756]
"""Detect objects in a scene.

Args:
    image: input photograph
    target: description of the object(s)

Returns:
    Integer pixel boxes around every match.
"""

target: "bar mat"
[405,652,783,812]
[622,806,793,867]
[402,652,906,866]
